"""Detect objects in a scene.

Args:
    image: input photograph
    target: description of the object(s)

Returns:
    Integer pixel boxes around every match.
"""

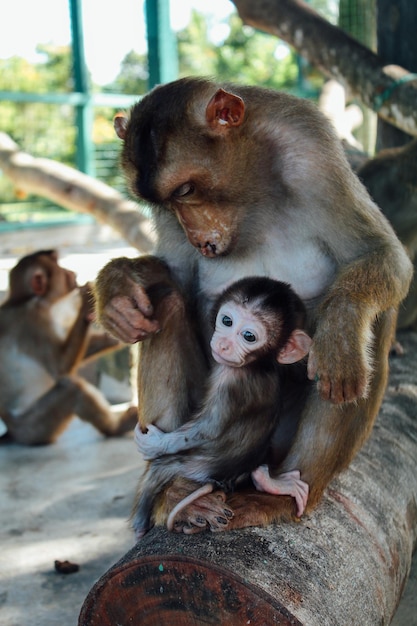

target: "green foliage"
[0,8,326,220]
[0,48,76,212]
[36,44,74,92]
[177,11,299,91]
[103,50,148,95]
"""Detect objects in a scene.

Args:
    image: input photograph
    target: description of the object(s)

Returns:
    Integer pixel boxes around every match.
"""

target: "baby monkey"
[134,277,312,537]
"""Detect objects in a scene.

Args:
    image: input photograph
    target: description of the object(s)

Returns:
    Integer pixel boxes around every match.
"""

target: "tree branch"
[231,0,417,136]
[0,133,154,253]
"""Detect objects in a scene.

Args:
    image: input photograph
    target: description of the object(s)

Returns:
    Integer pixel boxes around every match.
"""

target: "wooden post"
[79,331,417,626]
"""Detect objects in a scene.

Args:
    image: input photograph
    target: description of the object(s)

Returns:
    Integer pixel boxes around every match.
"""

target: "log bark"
[79,331,417,626]
[231,0,417,137]
[0,133,154,253]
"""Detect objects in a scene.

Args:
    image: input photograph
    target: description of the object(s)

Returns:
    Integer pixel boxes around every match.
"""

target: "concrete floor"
[0,419,145,626]
[0,228,415,625]
[1,417,416,626]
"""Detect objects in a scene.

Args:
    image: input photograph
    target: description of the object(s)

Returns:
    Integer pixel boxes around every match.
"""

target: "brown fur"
[0,250,137,445]
[95,78,412,532]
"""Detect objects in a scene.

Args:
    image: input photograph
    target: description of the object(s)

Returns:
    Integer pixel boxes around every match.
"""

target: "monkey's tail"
[167,483,214,531]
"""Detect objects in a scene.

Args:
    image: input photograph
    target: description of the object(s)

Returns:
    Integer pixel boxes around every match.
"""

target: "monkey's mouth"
[197,242,224,258]
[212,350,242,367]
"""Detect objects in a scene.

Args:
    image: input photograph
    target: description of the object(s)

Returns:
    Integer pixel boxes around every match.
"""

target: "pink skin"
[251,465,309,517]
[210,303,267,367]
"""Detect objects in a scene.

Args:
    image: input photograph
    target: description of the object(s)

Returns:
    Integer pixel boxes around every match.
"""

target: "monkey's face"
[116,79,256,258]
[210,303,268,367]
[165,178,242,258]
[123,132,244,258]
[41,256,78,303]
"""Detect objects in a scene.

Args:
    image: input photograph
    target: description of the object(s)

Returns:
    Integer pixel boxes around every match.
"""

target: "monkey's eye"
[242,330,257,343]
[174,182,195,198]
[221,315,233,327]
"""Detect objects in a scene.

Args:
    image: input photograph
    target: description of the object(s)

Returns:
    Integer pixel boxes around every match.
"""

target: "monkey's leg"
[397,257,417,330]
[132,286,231,529]
[81,332,122,364]
[7,375,137,445]
[169,310,395,532]
[136,289,208,432]
[69,375,138,436]
[132,466,166,539]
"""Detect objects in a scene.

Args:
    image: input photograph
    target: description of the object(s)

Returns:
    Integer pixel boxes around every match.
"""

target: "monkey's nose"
[199,242,217,257]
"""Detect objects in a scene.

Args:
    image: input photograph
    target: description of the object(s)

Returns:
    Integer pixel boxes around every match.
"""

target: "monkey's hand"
[79,282,96,322]
[98,285,160,344]
[95,265,162,344]
[307,318,371,403]
[135,423,194,459]
[251,466,309,518]
[134,423,171,460]
[94,256,179,343]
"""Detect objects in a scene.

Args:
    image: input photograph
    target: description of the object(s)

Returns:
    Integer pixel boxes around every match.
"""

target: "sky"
[0,0,234,85]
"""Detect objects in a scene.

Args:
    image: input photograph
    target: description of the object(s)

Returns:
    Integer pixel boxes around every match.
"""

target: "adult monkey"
[95,78,412,533]
[0,250,137,445]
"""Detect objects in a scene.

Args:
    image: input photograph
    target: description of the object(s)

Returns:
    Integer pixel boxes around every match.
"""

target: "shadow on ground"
[0,420,145,626]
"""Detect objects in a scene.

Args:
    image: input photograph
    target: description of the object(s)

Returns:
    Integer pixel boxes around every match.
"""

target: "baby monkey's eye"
[174,182,195,198]
[242,330,256,343]
[222,315,233,327]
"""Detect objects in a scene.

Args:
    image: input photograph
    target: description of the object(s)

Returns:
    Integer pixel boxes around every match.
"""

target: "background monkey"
[0,250,137,445]
[133,277,311,538]
[95,77,412,533]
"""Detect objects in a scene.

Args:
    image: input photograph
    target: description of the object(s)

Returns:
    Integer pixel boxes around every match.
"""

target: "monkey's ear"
[114,113,129,140]
[206,89,245,132]
[277,330,312,365]
[30,269,48,297]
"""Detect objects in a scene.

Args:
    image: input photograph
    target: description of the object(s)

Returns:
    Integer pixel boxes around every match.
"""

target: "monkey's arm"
[135,422,203,460]
[308,230,412,403]
[57,284,94,374]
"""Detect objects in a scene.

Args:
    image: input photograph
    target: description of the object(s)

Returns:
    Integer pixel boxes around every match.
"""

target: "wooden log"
[79,331,417,626]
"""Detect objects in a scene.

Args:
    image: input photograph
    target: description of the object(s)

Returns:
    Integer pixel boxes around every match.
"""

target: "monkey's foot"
[251,466,309,517]
[107,405,138,436]
[166,483,233,534]
[223,489,300,530]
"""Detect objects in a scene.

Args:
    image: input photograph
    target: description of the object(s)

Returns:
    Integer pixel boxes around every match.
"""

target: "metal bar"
[0,91,140,107]
[145,0,178,88]
[68,0,94,175]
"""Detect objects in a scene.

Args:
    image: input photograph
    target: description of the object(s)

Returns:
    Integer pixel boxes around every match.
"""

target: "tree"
[177,10,302,93]
[104,50,148,95]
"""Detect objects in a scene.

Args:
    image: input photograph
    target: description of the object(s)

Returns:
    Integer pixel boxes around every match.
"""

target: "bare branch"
[232,0,417,136]
[0,133,154,253]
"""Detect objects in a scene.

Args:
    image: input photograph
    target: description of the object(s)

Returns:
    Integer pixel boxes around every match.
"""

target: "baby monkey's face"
[210,303,267,367]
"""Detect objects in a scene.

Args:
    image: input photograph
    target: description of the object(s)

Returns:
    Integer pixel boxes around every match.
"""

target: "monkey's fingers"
[134,423,166,459]
[317,371,369,404]
[308,347,369,403]
[104,295,160,343]
[252,468,309,517]
[290,476,309,518]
